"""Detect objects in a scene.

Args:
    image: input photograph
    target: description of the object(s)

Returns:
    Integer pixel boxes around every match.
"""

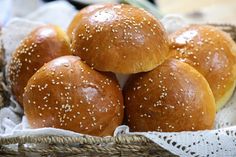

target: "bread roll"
[70,4,169,74]
[23,56,124,136]
[124,59,216,132]
[170,24,236,110]
[8,25,71,106]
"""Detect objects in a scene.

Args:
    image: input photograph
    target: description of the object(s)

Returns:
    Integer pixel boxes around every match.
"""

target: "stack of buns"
[7,3,236,136]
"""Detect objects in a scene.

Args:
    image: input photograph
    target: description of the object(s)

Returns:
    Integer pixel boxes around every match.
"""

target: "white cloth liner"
[25,1,77,30]
[1,1,236,156]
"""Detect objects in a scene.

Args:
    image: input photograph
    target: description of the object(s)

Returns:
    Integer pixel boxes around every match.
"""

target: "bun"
[67,4,111,39]
[8,25,71,106]
[124,59,216,132]
[70,4,169,74]
[23,56,124,136]
[170,24,236,110]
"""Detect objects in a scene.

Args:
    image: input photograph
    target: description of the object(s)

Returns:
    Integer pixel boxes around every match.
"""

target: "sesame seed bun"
[23,56,124,136]
[124,59,216,132]
[70,4,169,74]
[8,25,71,106]
[170,24,236,111]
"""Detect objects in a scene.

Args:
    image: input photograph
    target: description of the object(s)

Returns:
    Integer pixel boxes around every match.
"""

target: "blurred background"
[0,0,236,27]
[159,0,236,24]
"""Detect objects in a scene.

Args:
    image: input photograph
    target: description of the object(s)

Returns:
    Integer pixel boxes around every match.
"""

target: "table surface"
[159,0,236,24]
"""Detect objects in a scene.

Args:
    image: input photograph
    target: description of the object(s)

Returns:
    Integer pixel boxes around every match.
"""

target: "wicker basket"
[0,24,235,157]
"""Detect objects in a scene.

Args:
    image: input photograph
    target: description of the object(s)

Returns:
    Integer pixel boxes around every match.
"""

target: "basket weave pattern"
[0,24,235,157]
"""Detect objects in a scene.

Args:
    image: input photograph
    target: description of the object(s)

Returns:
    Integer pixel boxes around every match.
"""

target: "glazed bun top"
[70,4,169,74]
[170,24,236,110]
[8,25,71,106]
[23,56,124,136]
[124,59,216,132]
[67,3,111,39]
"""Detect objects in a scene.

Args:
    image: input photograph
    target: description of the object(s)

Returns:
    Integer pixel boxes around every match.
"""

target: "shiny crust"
[8,25,71,106]
[23,56,124,136]
[70,4,169,74]
[67,4,111,40]
[170,24,236,110]
[124,59,216,132]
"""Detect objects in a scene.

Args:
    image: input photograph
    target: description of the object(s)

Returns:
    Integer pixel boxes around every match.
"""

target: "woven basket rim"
[0,134,151,145]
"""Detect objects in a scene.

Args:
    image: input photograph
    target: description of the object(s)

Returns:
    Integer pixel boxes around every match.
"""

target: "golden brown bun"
[23,56,124,136]
[170,24,236,110]
[70,4,169,74]
[124,59,216,132]
[8,25,71,106]
[67,4,111,40]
